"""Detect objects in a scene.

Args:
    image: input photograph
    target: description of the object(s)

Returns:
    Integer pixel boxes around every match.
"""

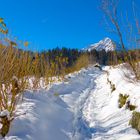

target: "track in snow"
[6,66,140,140]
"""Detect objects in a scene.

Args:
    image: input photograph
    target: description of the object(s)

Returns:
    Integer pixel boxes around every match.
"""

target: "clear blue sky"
[0,0,139,51]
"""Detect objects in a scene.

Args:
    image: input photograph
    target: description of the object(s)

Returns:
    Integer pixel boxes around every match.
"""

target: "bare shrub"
[74,54,90,71]
[0,48,29,137]
[129,111,140,133]
[0,18,32,137]
[100,0,140,80]
[118,94,129,108]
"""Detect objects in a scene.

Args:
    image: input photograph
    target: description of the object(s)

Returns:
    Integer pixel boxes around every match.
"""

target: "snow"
[83,37,115,52]
[0,110,10,118]
[2,65,140,140]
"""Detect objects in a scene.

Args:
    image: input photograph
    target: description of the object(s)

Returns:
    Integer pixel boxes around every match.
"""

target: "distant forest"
[31,47,140,67]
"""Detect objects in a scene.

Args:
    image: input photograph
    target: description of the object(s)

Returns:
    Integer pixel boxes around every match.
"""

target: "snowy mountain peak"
[83,37,115,52]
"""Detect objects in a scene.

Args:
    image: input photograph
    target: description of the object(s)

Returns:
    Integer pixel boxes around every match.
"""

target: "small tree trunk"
[0,116,11,137]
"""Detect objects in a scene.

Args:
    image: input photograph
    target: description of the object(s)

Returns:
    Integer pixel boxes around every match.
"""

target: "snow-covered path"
[6,66,140,140]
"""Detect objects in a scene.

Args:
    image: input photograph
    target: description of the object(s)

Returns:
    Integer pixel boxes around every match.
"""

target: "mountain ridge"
[83,37,116,52]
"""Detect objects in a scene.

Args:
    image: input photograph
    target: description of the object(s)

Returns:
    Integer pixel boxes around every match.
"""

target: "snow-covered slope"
[83,37,115,52]
[3,65,140,140]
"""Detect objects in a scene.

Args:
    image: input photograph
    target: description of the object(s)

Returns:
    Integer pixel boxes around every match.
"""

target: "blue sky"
[0,0,140,51]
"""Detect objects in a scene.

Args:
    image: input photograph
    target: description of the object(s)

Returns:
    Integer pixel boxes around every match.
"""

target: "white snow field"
[3,65,140,140]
